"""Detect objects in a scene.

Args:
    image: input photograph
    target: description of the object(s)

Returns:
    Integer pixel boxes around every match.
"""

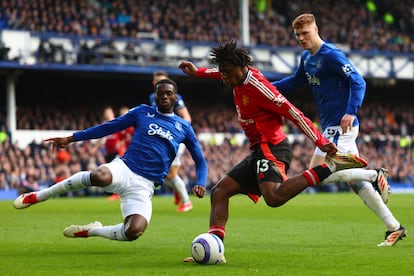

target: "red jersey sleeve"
[196,67,222,80]
[262,90,329,149]
[244,67,330,149]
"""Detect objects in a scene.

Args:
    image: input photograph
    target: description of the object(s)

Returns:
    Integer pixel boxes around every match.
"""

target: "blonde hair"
[292,13,316,29]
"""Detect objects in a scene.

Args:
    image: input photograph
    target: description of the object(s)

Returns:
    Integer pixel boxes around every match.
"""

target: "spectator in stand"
[123,42,139,62]
[1,0,414,53]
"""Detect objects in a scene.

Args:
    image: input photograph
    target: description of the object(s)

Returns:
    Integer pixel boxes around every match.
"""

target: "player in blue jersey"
[150,70,194,212]
[271,13,406,246]
[13,78,208,242]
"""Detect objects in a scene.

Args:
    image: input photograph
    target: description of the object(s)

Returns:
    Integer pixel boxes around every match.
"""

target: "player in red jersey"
[101,106,121,163]
[107,106,134,201]
[179,40,367,261]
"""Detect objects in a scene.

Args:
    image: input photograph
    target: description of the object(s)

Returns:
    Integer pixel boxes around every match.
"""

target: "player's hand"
[192,185,206,198]
[43,136,74,152]
[340,114,355,134]
[178,61,198,76]
[320,141,338,156]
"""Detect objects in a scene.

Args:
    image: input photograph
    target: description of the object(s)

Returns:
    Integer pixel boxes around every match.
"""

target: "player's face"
[294,23,319,52]
[155,83,177,113]
[218,63,246,88]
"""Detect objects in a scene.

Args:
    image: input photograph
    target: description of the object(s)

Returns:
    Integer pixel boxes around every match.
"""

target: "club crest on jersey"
[242,95,249,106]
[272,94,287,106]
[342,64,354,77]
[175,121,182,131]
[148,123,173,141]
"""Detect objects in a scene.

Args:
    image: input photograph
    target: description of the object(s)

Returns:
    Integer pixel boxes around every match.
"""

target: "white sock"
[36,171,91,201]
[171,175,191,204]
[89,223,129,241]
[164,178,174,188]
[351,181,400,231]
[321,169,377,185]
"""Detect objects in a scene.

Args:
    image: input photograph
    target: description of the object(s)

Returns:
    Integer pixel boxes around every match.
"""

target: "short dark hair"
[153,70,169,78]
[154,78,177,92]
[210,40,251,67]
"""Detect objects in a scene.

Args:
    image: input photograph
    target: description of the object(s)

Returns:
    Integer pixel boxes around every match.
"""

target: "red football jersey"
[105,132,121,154]
[118,126,134,156]
[196,66,329,149]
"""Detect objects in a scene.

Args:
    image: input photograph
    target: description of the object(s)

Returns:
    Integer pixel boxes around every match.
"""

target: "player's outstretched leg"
[372,168,390,204]
[63,221,103,238]
[63,221,132,241]
[325,153,367,172]
[13,171,92,209]
[320,168,377,185]
[320,167,390,203]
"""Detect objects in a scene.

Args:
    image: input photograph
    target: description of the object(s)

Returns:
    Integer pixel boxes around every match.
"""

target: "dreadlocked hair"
[210,40,251,67]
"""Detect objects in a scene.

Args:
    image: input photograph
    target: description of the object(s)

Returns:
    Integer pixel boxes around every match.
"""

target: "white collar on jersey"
[156,107,175,117]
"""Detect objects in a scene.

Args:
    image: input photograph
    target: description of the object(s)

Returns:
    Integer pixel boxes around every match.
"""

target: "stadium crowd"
[1,0,413,195]
[0,0,413,53]
[0,100,413,194]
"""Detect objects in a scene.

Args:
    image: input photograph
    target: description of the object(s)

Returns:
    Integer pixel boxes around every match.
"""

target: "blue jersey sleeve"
[271,53,309,93]
[73,109,137,141]
[325,50,366,116]
[183,127,208,187]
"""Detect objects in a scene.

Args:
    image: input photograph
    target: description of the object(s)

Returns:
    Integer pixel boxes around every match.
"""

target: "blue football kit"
[73,104,207,186]
[272,42,366,131]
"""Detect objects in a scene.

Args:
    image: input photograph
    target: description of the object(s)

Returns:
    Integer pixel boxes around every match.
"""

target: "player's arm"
[183,126,208,198]
[271,54,308,93]
[45,107,138,150]
[175,94,192,122]
[176,107,192,122]
[43,136,74,152]
[265,90,336,155]
[328,51,366,133]
[179,61,222,80]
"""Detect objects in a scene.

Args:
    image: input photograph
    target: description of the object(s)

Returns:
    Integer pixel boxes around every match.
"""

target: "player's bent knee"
[124,214,147,241]
[125,230,144,241]
[124,224,146,241]
[260,182,287,207]
[263,196,286,208]
[262,191,287,207]
[90,166,112,186]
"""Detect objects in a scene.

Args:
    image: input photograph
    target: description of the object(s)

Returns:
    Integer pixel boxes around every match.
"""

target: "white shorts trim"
[314,125,359,157]
[102,158,154,223]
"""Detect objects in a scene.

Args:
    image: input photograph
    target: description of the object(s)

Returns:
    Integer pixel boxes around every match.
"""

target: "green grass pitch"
[1,193,413,275]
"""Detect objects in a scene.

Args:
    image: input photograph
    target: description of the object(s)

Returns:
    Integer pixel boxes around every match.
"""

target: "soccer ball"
[190,233,225,265]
